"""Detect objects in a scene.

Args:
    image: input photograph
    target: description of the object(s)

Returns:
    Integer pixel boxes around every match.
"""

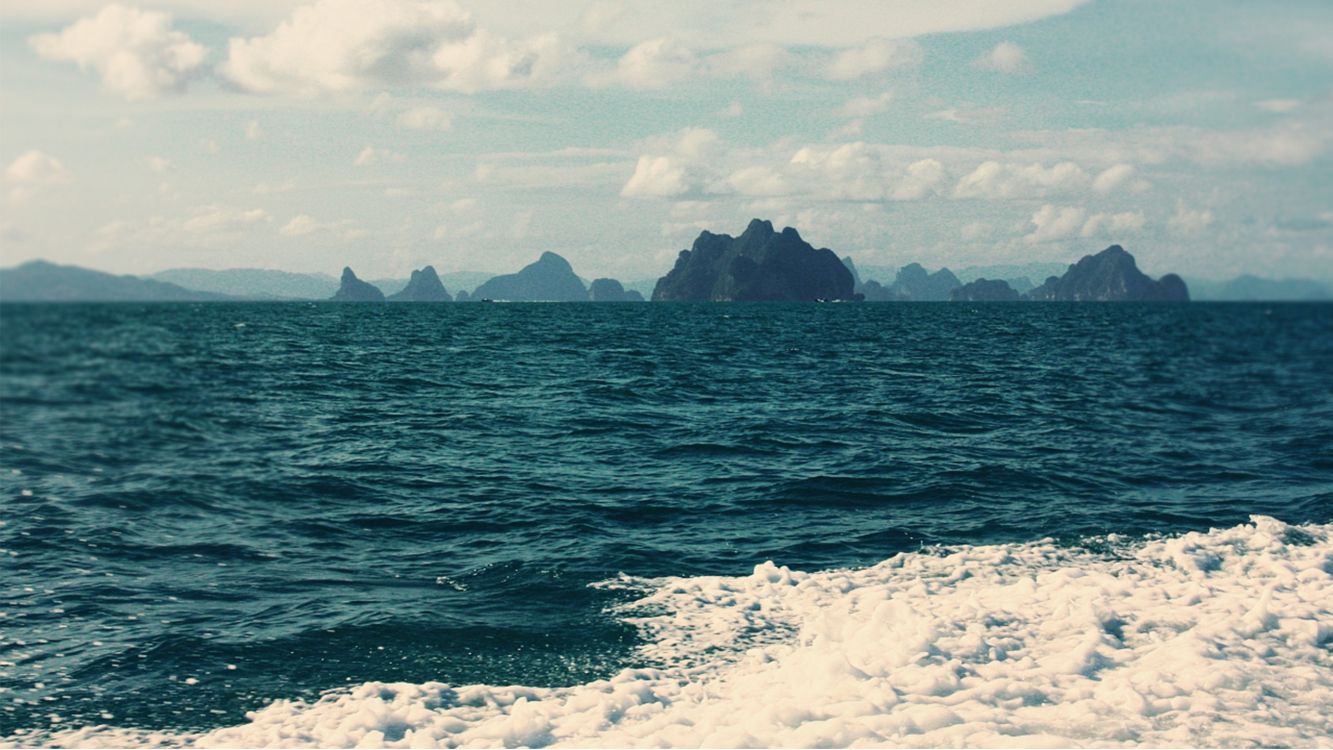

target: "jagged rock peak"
[470,251,588,301]
[535,252,575,272]
[388,265,451,302]
[743,218,775,237]
[589,277,645,302]
[331,266,385,302]
[651,219,856,301]
[1028,245,1189,302]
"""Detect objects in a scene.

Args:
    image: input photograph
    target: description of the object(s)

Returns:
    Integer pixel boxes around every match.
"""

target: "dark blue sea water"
[1,302,1331,741]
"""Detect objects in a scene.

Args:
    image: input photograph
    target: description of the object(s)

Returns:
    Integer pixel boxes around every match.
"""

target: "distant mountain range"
[151,267,339,299]
[1,260,227,302]
[1184,275,1330,301]
[3,225,1330,302]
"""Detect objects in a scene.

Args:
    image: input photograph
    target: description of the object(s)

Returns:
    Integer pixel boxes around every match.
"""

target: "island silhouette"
[6,217,1327,303]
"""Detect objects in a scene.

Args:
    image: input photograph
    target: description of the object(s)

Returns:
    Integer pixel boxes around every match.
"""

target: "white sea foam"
[27,516,1333,748]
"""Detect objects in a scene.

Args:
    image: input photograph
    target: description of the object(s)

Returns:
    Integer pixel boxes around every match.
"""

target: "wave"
[23,516,1333,748]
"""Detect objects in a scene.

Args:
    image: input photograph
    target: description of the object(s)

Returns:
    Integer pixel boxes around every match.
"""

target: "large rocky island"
[1026,245,1189,301]
[470,252,588,301]
[652,219,856,301]
[934,246,1189,302]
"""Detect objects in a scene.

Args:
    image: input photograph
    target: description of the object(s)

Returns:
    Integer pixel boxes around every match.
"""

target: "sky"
[1,0,1331,282]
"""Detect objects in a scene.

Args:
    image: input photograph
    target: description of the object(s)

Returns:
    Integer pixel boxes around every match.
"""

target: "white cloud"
[473,160,624,188]
[828,119,865,139]
[432,220,485,240]
[1254,99,1303,114]
[183,205,270,234]
[719,101,744,119]
[29,4,206,100]
[705,43,793,80]
[397,105,453,130]
[788,142,892,201]
[594,37,697,89]
[953,161,1089,200]
[1081,210,1145,238]
[619,129,722,197]
[826,38,923,80]
[891,158,947,200]
[280,213,362,238]
[723,165,790,197]
[1187,123,1328,166]
[836,91,893,118]
[244,119,263,140]
[786,143,948,202]
[4,0,1094,46]
[666,128,720,160]
[1168,201,1214,236]
[430,29,571,92]
[564,0,1090,48]
[1090,163,1136,194]
[960,221,991,241]
[1025,204,1087,243]
[923,105,1006,124]
[972,41,1030,73]
[253,179,295,194]
[6,150,72,187]
[280,214,319,236]
[147,155,170,173]
[623,137,961,206]
[621,156,691,197]
[222,0,469,94]
[1014,120,1331,167]
[354,146,405,166]
[222,0,569,95]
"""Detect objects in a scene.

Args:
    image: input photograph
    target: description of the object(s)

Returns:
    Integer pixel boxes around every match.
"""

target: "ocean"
[1,301,1330,747]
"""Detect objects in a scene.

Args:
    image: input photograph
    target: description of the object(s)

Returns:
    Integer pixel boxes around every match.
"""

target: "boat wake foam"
[26,516,1333,748]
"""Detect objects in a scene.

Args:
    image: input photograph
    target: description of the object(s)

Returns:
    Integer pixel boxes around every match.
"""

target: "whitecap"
[31,516,1333,748]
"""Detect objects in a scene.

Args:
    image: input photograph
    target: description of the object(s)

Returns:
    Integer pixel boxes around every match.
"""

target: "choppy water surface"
[1,302,1330,745]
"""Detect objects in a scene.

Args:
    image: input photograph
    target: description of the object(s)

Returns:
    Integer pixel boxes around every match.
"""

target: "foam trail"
[23,516,1333,748]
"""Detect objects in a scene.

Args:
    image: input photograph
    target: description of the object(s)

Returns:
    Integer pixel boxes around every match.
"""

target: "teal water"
[1,302,1330,739]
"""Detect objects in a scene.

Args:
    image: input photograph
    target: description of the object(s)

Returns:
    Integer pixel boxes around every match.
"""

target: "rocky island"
[1027,245,1189,301]
[890,263,963,301]
[331,267,385,302]
[388,266,451,302]
[470,252,588,301]
[589,278,645,302]
[951,278,1022,302]
[652,219,856,301]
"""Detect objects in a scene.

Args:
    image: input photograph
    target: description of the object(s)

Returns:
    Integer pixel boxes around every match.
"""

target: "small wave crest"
[23,516,1333,748]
